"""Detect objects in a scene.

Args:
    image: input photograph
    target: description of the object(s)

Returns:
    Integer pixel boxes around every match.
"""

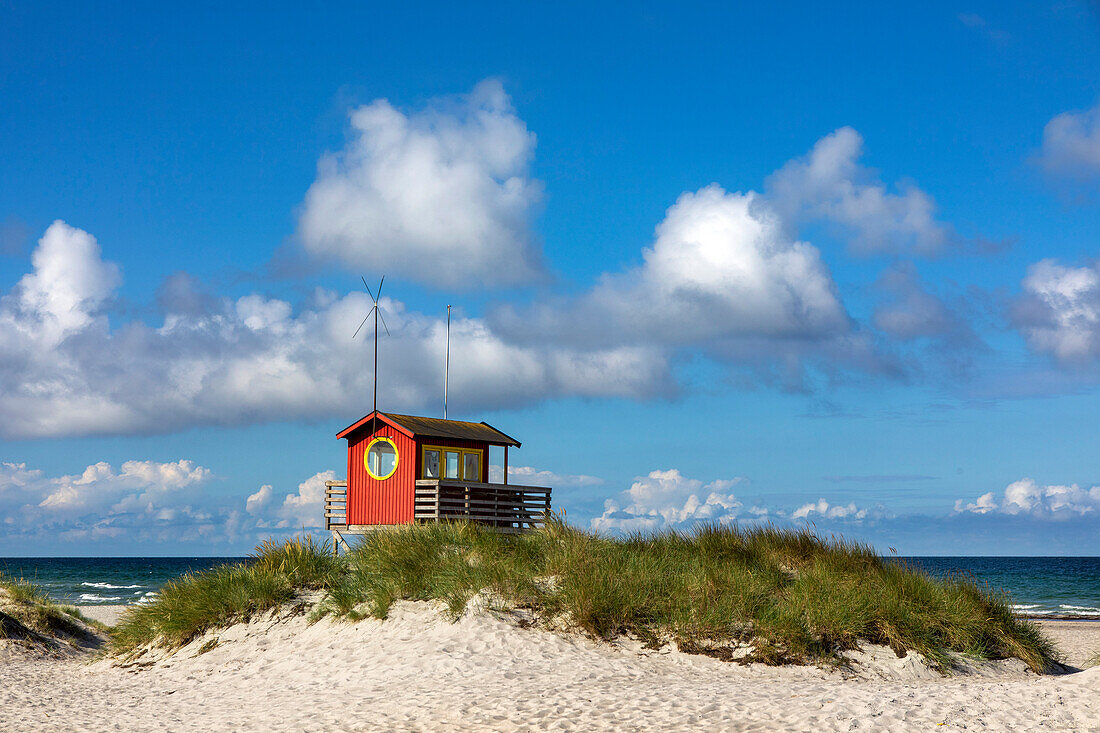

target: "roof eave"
[335,411,415,441]
[480,422,521,448]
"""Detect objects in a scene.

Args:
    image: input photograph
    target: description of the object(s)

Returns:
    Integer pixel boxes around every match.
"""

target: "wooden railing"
[324,480,347,531]
[414,479,551,533]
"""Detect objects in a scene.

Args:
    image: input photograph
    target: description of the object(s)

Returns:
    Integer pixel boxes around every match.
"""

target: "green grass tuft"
[0,573,106,642]
[109,535,339,656]
[105,522,1058,673]
[324,519,1056,672]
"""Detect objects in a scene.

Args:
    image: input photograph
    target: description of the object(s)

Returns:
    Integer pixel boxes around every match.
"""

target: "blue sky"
[2,1,1100,555]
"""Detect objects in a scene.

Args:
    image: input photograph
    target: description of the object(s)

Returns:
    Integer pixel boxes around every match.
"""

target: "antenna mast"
[444,305,451,419]
[373,291,379,415]
[353,276,388,415]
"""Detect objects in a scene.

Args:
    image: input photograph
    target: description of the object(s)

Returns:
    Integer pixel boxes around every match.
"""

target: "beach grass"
[109,536,338,656]
[0,572,108,640]
[105,521,1057,672]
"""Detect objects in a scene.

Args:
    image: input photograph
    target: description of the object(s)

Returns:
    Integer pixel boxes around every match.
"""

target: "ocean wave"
[81,581,144,589]
[1059,605,1100,615]
[134,591,159,606]
[78,593,124,602]
[1010,604,1040,610]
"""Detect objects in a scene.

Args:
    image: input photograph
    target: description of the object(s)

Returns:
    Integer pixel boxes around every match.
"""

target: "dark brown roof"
[384,413,521,447]
[336,411,520,447]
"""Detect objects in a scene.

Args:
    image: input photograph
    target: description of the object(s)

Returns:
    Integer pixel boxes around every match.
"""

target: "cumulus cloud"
[3,122,989,439]
[0,459,216,543]
[298,80,544,289]
[1037,100,1100,189]
[503,186,848,345]
[590,468,884,533]
[591,469,758,533]
[494,185,883,389]
[276,471,336,528]
[0,459,342,550]
[1012,259,1100,365]
[0,222,671,439]
[791,498,868,521]
[955,478,1100,519]
[766,127,960,256]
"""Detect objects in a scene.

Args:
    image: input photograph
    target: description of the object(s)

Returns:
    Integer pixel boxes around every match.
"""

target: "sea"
[0,557,244,608]
[1,556,1098,618]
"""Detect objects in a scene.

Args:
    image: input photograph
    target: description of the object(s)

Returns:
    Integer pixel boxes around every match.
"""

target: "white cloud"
[589,468,883,533]
[488,465,603,488]
[591,468,753,532]
[298,79,544,289]
[246,484,273,514]
[766,127,958,256]
[2,123,986,439]
[791,498,868,521]
[0,222,671,439]
[1037,100,1100,187]
[0,459,345,549]
[1012,259,1100,364]
[11,220,121,339]
[494,185,873,388]
[276,470,336,529]
[955,478,1100,519]
[0,459,215,542]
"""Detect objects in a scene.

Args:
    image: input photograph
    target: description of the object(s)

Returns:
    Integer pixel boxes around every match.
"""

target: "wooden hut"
[325,411,552,551]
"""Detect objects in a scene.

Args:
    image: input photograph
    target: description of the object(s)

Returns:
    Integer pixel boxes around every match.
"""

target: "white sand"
[2,601,1098,732]
[73,604,128,627]
[1035,619,1100,670]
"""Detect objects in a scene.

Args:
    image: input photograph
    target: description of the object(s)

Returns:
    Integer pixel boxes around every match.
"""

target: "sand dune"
[1,601,1097,732]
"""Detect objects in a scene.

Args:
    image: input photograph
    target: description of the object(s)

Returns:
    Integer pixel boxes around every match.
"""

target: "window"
[423,445,483,482]
[423,449,440,479]
[463,452,480,482]
[365,437,399,480]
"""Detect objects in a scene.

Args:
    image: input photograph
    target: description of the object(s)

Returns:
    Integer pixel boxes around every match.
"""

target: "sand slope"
[1,601,1097,732]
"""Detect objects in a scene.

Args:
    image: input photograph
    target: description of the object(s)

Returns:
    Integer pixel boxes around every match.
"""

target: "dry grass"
[110,536,338,655]
[106,522,1058,673]
[0,573,107,648]
[325,520,1056,672]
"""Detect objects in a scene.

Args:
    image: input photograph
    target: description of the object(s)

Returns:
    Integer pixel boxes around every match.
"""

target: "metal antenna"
[353,276,387,415]
[444,305,451,419]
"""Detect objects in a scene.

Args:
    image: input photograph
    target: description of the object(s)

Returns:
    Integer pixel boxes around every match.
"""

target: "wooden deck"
[413,479,551,533]
[325,479,551,552]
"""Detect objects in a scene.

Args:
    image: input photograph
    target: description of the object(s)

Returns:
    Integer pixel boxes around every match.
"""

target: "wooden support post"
[504,446,509,485]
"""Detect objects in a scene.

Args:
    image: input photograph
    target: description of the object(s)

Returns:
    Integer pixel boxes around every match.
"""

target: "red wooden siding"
[346,426,491,525]
[346,424,418,525]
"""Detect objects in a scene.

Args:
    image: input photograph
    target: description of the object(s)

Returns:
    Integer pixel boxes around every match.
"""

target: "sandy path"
[3,603,1097,732]
[74,605,128,627]
[1035,619,1100,669]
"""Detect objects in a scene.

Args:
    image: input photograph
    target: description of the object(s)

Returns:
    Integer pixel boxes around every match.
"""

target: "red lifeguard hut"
[324,410,552,551]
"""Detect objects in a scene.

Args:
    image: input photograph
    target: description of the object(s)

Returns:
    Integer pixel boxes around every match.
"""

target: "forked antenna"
[353,275,389,415]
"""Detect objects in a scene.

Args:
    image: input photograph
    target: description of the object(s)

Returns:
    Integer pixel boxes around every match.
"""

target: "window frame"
[364,436,400,480]
[422,444,484,482]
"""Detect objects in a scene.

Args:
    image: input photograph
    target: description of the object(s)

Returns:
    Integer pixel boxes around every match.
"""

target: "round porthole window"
[365,437,399,480]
